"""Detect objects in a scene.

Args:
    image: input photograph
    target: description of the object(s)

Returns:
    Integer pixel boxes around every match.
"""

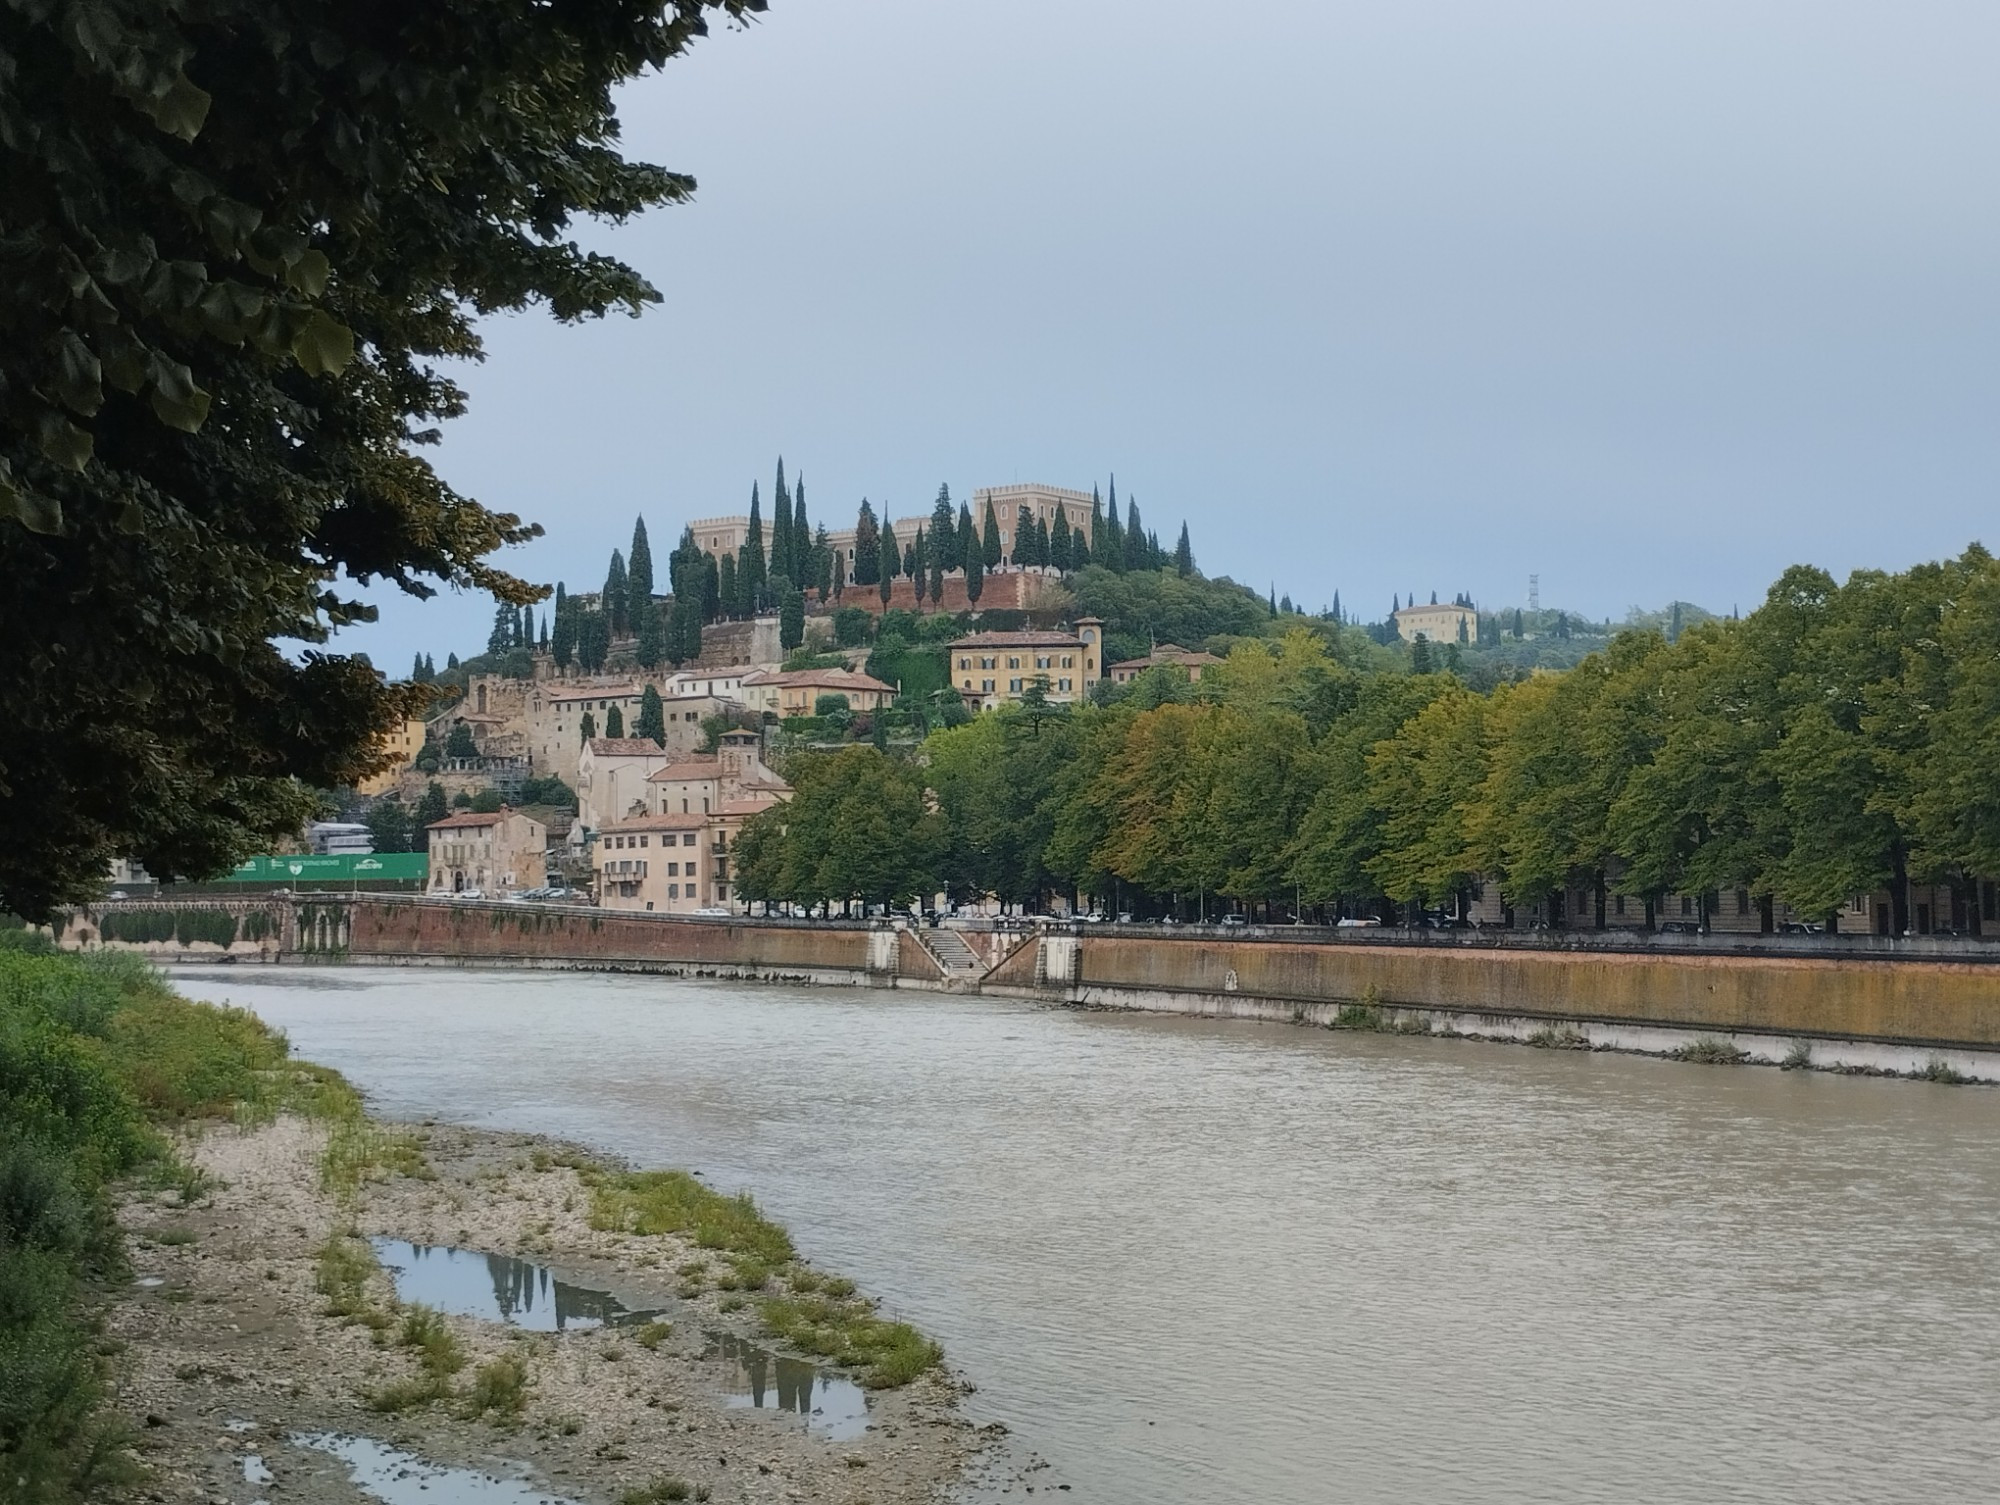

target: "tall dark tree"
[636,599,664,669]
[414,781,450,831]
[770,458,793,587]
[780,586,806,652]
[719,552,738,619]
[0,0,763,916]
[1174,522,1194,577]
[1013,504,1036,566]
[1050,509,1072,573]
[1103,480,1126,573]
[791,472,812,590]
[551,584,574,669]
[1331,591,1342,624]
[411,653,428,683]
[636,685,666,746]
[486,602,514,656]
[579,711,596,746]
[628,517,654,602]
[853,500,881,587]
[963,519,984,605]
[1035,515,1052,568]
[929,484,957,569]
[812,523,833,601]
[1124,500,1147,572]
[603,549,629,638]
[911,527,930,608]
[981,500,1002,568]
[880,517,900,585]
[744,481,766,607]
[605,703,624,738]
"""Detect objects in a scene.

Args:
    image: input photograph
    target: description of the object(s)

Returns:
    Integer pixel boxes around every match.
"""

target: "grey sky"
[342,0,1999,667]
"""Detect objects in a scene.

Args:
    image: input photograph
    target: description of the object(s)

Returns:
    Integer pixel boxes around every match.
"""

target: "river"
[177,965,2000,1504]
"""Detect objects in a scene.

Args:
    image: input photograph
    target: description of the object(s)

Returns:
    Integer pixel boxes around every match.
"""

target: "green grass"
[462,1353,529,1424]
[1915,1056,1970,1085]
[586,1170,794,1265]
[634,1320,672,1350]
[758,1292,943,1389]
[1526,1025,1590,1050]
[314,1233,391,1329]
[1329,1003,1385,1031]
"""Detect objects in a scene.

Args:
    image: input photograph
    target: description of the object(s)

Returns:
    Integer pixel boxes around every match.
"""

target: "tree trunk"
[1891,842,1911,935]
[1759,894,1774,934]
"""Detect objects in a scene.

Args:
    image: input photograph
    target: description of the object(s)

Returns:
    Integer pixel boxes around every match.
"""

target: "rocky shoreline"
[108,1113,986,1504]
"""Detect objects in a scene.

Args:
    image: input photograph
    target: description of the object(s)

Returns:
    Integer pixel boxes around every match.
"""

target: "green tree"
[963,521,984,606]
[603,549,629,639]
[579,711,596,746]
[928,485,956,572]
[719,552,738,620]
[743,482,766,608]
[1102,482,1126,573]
[470,786,504,814]
[780,587,806,653]
[445,723,478,760]
[911,526,930,607]
[487,602,516,656]
[605,704,624,739]
[1174,522,1194,578]
[414,781,450,830]
[1410,635,1434,674]
[853,499,880,587]
[791,470,813,590]
[364,797,412,854]
[771,458,793,587]
[880,517,900,583]
[1050,509,1073,573]
[551,585,575,671]
[981,500,1002,569]
[636,685,667,746]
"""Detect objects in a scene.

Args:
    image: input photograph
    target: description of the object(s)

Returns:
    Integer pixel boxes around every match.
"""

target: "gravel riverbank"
[108,1113,984,1504]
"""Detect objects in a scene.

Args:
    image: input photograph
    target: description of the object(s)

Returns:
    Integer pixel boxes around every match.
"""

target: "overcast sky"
[339,0,1999,668]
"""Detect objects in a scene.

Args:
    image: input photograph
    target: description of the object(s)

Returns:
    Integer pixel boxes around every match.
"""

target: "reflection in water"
[706,1329,870,1440]
[369,1238,661,1332]
[293,1432,578,1505]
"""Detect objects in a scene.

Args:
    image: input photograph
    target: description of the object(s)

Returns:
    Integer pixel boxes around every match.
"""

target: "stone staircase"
[914,925,986,987]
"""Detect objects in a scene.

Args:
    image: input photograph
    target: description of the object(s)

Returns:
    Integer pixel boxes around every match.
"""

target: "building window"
[683,833,696,846]
[1009,678,1022,693]
[640,836,649,848]
[958,657,970,669]
[982,679,994,693]
[669,883,679,898]
[1059,678,1071,692]
[1062,655,1073,668]
[1007,656,1021,670]
[669,861,679,876]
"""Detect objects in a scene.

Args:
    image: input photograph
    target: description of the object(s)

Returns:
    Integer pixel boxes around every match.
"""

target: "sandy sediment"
[107,1113,984,1503]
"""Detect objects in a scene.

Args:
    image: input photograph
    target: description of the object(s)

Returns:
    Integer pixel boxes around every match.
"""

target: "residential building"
[1108,644,1222,685]
[576,738,679,835]
[593,732,791,912]
[1394,601,1476,645]
[739,666,896,718]
[948,618,1104,710]
[524,682,648,788]
[665,667,750,701]
[425,808,548,895]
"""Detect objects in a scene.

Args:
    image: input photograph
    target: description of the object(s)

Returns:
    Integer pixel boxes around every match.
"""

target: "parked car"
[1658,920,1702,935]
[1219,914,1248,928]
[1336,916,1383,928]
[1116,912,1134,924]
[692,907,731,917]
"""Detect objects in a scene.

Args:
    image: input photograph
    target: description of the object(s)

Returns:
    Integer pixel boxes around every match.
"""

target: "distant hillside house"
[594,732,791,912]
[949,618,1104,710]
[739,667,896,718]
[1108,644,1222,686]
[1394,602,1475,645]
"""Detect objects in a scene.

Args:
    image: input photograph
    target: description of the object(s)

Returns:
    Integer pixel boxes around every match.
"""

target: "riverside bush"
[0,942,328,1501]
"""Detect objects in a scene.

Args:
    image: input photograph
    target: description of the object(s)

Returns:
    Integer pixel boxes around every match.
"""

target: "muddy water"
[180,966,2000,1505]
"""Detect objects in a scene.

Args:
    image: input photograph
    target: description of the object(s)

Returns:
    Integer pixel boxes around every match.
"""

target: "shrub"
[587,1170,794,1266]
[462,1353,528,1423]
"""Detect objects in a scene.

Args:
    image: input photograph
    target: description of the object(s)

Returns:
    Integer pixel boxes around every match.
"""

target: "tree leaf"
[291,308,355,377]
[34,410,93,470]
[150,72,213,142]
[51,330,103,416]
[287,248,330,297]
[0,469,64,535]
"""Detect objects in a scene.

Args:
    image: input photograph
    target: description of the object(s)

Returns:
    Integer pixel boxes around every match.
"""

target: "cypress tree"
[700,551,718,621]
[981,500,1002,568]
[771,459,793,586]
[629,517,653,602]
[603,549,628,637]
[963,521,984,605]
[719,552,737,619]
[636,598,664,668]
[928,519,946,603]
[1269,585,1278,616]
[1035,515,1051,567]
[956,502,974,567]
[853,500,881,586]
[1124,500,1146,572]
[517,605,530,647]
[792,473,812,588]
[744,482,766,607]
[781,586,806,651]
[486,602,513,655]
[1410,635,1434,674]
[411,653,426,682]
[636,685,666,746]
[1281,593,1294,615]
[447,652,460,671]
[1331,590,1342,624]
[813,523,833,601]
[929,484,956,567]
[1513,607,1523,639]
[1174,521,1193,577]
[579,711,596,745]
[734,545,755,617]
[1050,509,1072,572]
[880,517,899,583]
[1013,504,1035,565]
[1103,482,1125,573]
[911,527,929,607]
[415,781,450,829]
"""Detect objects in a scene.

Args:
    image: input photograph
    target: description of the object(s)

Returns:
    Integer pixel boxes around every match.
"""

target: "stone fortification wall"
[1066,934,2000,1050]
[344,900,879,980]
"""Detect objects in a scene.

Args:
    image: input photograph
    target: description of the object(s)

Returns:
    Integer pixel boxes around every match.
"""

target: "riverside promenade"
[52,895,2000,1081]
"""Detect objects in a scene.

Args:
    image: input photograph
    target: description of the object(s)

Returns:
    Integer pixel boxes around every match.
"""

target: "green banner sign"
[221,853,429,883]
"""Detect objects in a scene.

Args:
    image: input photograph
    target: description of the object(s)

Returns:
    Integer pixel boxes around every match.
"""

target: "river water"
[178,966,2000,1504]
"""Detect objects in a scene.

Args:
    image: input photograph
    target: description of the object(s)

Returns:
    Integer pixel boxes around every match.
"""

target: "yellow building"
[1394,602,1475,645]
[1108,644,1221,685]
[948,619,1103,710]
[739,667,896,718]
[356,718,428,796]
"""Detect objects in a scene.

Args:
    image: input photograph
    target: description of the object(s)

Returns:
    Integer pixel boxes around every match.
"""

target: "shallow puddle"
[292,1432,579,1505]
[369,1238,662,1331]
[706,1329,870,1440]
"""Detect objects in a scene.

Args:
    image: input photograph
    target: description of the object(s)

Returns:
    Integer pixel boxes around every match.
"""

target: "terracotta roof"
[598,811,710,833]
[585,737,670,757]
[1110,645,1222,670]
[426,809,533,831]
[719,795,786,816]
[948,630,1086,649]
[741,667,894,693]
[646,756,722,783]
